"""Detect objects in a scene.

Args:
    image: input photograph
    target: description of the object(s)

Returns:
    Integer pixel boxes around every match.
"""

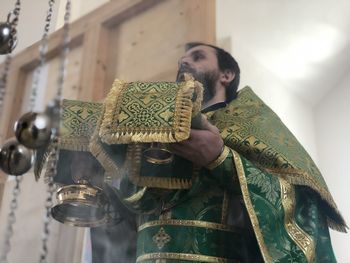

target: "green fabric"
[210,87,346,231]
[294,187,337,262]
[137,225,243,261]
[239,154,306,262]
[136,173,246,262]
[234,153,337,262]
[36,85,343,263]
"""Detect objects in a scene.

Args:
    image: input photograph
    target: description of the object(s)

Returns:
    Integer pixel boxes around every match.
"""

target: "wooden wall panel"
[43,45,83,103]
[107,0,216,86]
[19,45,83,113]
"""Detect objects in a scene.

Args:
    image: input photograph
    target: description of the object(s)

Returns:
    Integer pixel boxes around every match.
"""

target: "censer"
[49,149,118,227]
[51,183,108,227]
[36,0,116,227]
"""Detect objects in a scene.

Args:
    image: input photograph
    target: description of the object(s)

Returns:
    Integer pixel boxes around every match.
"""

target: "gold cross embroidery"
[152,227,171,249]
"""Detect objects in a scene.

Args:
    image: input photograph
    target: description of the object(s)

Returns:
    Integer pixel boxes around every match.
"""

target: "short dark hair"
[185,42,240,102]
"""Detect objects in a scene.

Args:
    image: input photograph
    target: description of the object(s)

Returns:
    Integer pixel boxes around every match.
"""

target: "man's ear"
[220,69,235,87]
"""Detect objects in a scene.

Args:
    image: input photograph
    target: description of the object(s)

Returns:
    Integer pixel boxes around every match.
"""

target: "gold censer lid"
[51,183,109,227]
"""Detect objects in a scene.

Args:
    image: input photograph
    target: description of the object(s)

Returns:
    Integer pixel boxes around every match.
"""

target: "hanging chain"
[0,0,21,114]
[0,2,22,262]
[40,1,71,262]
[0,55,12,114]
[56,0,71,100]
[39,142,57,263]
[9,0,21,28]
[0,176,23,263]
[34,1,56,263]
[7,0,21,54]
[29,0,55,111]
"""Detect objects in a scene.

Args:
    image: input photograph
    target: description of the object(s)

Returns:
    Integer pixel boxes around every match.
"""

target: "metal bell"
[0,138,34,175]
[14,112,52,149]
[0,22,17,54]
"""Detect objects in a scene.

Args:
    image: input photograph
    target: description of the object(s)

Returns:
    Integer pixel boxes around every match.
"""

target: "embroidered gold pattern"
[206,146,230,170]
[136,252,239,263]
[138,219,241,233]
[100,77,202,144]
[152,227,171,250]
[59,100,103,151]
[279,177,315,263]
[232,150,272,263]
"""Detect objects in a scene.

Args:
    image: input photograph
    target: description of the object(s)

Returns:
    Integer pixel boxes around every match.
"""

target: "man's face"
[176,45,221,103]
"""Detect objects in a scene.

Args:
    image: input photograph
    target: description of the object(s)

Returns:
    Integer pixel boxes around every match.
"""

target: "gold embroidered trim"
[264,166,347,232]
[221,191,229,224]
[138,219,241,233]
[99,78,199,144]
[206,146,230,170]
[279,177,315,263]
[136,252,239,263]
[232,150,272,263]
[59,138,90,151]
[126,144,192,189]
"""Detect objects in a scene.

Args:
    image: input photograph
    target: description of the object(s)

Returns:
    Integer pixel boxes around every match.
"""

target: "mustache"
[176,65,196,82]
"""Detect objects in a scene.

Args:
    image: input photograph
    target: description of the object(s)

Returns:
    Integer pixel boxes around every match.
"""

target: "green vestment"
[38,82,346,263]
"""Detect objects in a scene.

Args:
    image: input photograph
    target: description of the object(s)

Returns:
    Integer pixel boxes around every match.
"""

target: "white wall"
[314,72,350,262]
[230,43,319,161]
[217,1,348,261]
[216,2,319,161]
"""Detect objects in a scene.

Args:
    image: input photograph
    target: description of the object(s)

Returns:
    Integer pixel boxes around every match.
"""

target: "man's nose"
[178,56,191,68]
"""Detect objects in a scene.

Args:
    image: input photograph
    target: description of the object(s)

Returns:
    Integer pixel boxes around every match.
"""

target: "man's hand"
[169,118,224,167]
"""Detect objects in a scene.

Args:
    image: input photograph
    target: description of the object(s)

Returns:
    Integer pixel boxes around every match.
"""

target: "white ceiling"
[218,0,350,105]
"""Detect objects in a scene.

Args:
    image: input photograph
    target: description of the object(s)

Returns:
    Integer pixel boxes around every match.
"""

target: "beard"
[176,65,219,104]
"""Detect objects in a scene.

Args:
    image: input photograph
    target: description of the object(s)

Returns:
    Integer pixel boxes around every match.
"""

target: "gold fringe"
[134,176,192,189]
[192,80,204,115]
[99,78,128,143]
[34,146,51,181]
[89,111,123,181]
[173,80,195,142]
[58,138,90,152]
[126,143,143,186]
